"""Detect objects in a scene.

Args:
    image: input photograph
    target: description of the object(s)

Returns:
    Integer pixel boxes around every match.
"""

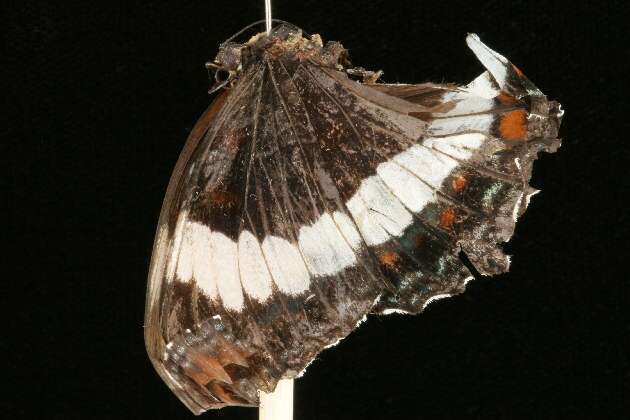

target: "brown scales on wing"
[184,352,233,386]
[145,23,562,414]
[512,64,525,77]
[208,188,238,209]
[496,91,518,106]
[174,324,258,406]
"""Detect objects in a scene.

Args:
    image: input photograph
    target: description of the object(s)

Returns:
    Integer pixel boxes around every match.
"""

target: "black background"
[5,0,628,419]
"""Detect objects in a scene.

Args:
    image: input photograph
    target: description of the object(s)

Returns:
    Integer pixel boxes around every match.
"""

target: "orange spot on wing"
[451,174,468,193]
[499,109,528,141]
[496,91,517,106]
[379,251,401,268]
[439,208,456,230]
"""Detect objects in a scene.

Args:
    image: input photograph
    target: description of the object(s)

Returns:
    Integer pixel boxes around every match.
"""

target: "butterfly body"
[145,23,562,414]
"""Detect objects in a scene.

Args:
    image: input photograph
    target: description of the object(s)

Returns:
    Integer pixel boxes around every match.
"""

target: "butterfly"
[144,22,563,413]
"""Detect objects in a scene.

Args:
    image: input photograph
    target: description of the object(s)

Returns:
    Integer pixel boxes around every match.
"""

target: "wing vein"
[265,60,321,217]
[239,63,267,235]
[302,66,469,249]
[274,61,376,269]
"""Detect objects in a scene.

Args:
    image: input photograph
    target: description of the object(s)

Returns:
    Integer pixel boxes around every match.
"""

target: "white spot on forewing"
[465,71,499,99]
[394,145,458,189]
[346,194,390,246]
[347,176,413,246]
[210,231,244,311]
[466,34,509,88]
[299,213,357,276]
[377,161,433,212]
[429,113,494,136]
[189,222,218,299]
[423,133,485,160]
[332,211,362,250]
[238,230,273,302]
[357,176,413,237]
[262,236,310,295]
[442,91,497,116]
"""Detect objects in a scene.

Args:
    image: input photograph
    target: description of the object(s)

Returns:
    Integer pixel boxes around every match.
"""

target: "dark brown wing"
[144,30,562,414]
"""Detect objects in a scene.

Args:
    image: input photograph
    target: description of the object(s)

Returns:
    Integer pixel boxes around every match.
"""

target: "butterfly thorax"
[211,24,351,84]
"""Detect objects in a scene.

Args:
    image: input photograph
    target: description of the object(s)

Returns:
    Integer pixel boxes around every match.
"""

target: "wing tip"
[465,33,511,87]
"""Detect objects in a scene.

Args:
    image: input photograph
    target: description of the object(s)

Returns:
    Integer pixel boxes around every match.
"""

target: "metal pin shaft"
[265,0,272,34]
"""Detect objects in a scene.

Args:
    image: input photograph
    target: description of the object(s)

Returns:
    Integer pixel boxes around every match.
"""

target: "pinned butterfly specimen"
[144,22,563,414]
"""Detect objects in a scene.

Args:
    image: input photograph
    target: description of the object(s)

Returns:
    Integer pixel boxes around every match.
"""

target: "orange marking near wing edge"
[439,208,456,230]
[499,109,528,141]
[379,251,401,268]
[451,174,468,193]
[496,91,517,106]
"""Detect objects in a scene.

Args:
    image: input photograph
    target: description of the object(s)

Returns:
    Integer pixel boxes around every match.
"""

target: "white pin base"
[259,379,294,420]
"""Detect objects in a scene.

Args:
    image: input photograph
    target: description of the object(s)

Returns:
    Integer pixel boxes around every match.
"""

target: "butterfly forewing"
[145,26,562,413]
